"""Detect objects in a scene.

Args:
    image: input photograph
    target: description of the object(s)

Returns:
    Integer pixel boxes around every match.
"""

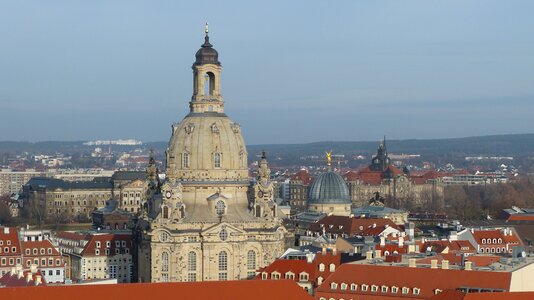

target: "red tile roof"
[421,240,476,254]
[472,229,522,246]
[308,216,398,236]
[0,279,313,300]
[291,170,314,185]
[316,263,512,300]
[256,252,342,285]
[0,227,22,258]
[0,269,46,287]
[429,290,534,300]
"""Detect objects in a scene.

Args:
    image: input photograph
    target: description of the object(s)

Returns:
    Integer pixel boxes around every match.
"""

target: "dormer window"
[216,200,226,216]
[498,238,502,243]
[361,284,368,292]
[329,263,336,272]
[391,286,399,293]
[106,241,111,248]
[299,272,309,281]
[381,286,388,293]
[340,283,347,290]
[285,272,295,280]
[350,283,357,291]
[434,289,442,295]
[493,238,497,244]
[371,285,378,292]
[402,287,409,294]
[330,282,338,290]
[261,272,267,280]
[481,238,486,244]
[96,241,101,248]
[319,263,325,272]
[271,272,280,280]
[413,288,421,295]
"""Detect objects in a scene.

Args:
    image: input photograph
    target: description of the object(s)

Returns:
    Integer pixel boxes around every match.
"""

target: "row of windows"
[181,153,222,169]
[481,238,503,244]
[480,247,510,254]
[95,241,128,248]
[318,263,336,272]
[329,283,421,295]
[0,240,12,246]
[160,250,257,280]
[0,246,17,254]
[24,247,54,255]
[95,248,130,256]
[25,258,61,267]
[261,271,309,281]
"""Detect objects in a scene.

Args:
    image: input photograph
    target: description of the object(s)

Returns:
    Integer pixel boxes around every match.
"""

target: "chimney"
[464,261,472,271]
[3,227,9,234]
[10,267,16,275]
[30,264,37,274]
[322,247,327,255]
[306,253,314,264]
[17,269,24,279]
[372,223,377,228]
[442,260,449,270]
[399,236,404,247]
[380,236,386,247]
[366,251,373,260]
[35,275,42,286]
[26,272,32,283]
[430,259,438,269]
[408,258,416,268]
[374,250,382,258]
[332,247,337,256]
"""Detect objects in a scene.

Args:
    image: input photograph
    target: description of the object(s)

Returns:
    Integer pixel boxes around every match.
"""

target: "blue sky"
[1,0,533,144]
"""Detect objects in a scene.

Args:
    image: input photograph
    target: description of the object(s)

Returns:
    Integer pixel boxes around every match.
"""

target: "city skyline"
[1,1,534,144]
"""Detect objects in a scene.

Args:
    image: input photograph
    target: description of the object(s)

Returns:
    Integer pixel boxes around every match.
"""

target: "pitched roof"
[472,229,522,245]
[316,263,512,299]
[429,290,534,300]
[308,216,398,236]
[0,279,312,300]
[21,239,61,257]
[290,169,313,185]
[0,270,46,287]
[0,226,21,256]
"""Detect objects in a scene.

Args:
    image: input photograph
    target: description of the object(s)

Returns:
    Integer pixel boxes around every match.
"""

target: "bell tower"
[190,23,224,113]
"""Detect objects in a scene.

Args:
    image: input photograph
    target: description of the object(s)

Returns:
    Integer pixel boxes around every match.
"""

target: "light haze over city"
[1,0,533,144]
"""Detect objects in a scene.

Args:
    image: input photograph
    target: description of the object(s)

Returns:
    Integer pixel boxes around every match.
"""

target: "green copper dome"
[308,171,350,204]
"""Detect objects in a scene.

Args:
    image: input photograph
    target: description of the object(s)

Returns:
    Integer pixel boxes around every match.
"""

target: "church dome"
[166,112,248,181]
[308,171,350,204]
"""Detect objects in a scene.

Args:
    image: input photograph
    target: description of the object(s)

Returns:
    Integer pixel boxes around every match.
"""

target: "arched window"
[162,206,169,219]
[218,251,228,281]
[214,152,221,168]
[204,72,215,96]
[188,252,197,271]
[182,153,190,168]
[216,200,225,216]
[219,251,228,271]
[161,252,169,272]
[247,250,256,270]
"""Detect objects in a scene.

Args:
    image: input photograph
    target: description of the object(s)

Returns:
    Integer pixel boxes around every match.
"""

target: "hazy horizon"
[1,1,534,144]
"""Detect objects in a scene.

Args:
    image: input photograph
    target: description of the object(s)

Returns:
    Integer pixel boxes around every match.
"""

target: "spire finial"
[326,150,332,171]
[205,22,209,36]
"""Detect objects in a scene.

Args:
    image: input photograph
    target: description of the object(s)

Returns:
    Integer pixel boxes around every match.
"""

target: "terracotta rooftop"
[429,289,534,300]
[316,263,512,300]
[0,279,313,300]
[308,216,398,236]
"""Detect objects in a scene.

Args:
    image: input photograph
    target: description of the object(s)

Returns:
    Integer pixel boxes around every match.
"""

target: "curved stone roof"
[308,171,350,204]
